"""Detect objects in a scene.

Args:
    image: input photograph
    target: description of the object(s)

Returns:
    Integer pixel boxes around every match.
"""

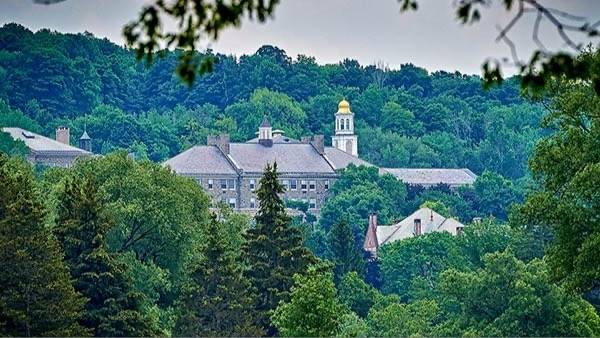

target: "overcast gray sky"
[1,0,599,75]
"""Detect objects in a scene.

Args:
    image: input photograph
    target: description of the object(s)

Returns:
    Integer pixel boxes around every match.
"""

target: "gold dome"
[337,99,351,114]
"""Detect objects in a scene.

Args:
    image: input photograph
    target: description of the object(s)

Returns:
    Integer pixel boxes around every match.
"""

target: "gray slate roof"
[380,168,477,187]
[2,127,90,155]
[324,147,373,170]
[163,146,237,175]
[377,207,465,245]
[164,143,336,175]
[230,143,335,174]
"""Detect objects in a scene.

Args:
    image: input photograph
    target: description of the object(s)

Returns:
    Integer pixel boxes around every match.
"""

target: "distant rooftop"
[2,127,90,155]
[380,168,477,187]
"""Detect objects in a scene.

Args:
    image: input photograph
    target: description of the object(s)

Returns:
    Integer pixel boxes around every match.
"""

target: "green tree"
[175,214,262,336]
[271,264,346,337]
[243,162,315,334]
[327,219,365,283]
[379,231,466,300]
[338,271,379,318]
[366,298,439,337]
[436,251,600,337]
[0,154,86,337]
[54,173,159,336]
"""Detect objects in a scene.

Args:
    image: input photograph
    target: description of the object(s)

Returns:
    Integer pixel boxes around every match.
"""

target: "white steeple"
[332,99,358,156]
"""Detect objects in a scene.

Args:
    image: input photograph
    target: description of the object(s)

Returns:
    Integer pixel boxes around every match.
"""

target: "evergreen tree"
[175,213,263,337]
[243,162,315,335]
[0,154,86,337]
[55,173,159,337]
[327,218,365,283]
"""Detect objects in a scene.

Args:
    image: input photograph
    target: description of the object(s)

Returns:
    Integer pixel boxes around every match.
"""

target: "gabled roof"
[324,147,373,170]
[377,207,465,245]
[2,127,90,155]
[380,168,477,187]
[230,143,335,174]
[163,146,237,175]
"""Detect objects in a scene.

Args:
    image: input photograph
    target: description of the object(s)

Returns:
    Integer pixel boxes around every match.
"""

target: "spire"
[260,116,271,128]
[80,123,91,140]
[363,212,379,258]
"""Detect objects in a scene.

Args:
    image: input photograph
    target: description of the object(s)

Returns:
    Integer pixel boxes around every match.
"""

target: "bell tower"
[331,99,358,156]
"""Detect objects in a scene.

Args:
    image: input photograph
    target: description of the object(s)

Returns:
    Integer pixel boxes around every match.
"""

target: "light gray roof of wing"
[163,145,237,174]
[2,127,90,155]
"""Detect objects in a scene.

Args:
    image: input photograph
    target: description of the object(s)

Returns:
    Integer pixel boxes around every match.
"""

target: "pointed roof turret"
[260,116,271,128]
[363,212,379,258]
[80,124,91,140]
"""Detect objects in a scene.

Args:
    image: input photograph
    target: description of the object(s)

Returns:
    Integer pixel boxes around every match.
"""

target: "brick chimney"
[363,212,379,258]
[56,126,70,145]
[414,218,422,236]
[207,134,230,154]
[310,135,325,155]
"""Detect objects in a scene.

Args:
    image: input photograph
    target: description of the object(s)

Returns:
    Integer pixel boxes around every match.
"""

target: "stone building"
[2,126,92,167]
[165,99,477,213]
[164,114,365,213]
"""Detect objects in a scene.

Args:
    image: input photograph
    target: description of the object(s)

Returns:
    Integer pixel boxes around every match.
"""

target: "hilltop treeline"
[0,23,543,181]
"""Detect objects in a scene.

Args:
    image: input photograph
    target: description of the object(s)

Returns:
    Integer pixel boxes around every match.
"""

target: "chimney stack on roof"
[207,134,230,154]
[56,126,70,145]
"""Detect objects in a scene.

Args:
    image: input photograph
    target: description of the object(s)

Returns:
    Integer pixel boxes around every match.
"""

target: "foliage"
[55,173,160,336]
[243,162,315,334]
[0,154,86,337]
[366,298,439,337]
[338,271,379,318]
[175,214,262,336]
[327,219,365,283]
[379,231,467,300]
[436,251,600,337]
[271,264,346,337]
[519,49,600,307]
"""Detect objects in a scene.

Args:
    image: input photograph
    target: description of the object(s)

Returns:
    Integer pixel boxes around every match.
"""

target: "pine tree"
[327,218,365,283]
[175,214,263,336]
[0,154,86,337]
[55,173,159,337]
[243,162,315,335]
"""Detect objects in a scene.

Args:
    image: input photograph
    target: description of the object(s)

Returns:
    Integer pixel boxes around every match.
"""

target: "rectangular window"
[250,198,256,209]
[228,198,236,209]
[324,180,330,190]
[208,179,213,190]
[309,180,316,191]
[249,179,256,191]
[220,179,227,190]
[301,180,307,191]
[309,198,316,209]
[290,179,297,191]
[282,179,289,191]
[227,179,236,191]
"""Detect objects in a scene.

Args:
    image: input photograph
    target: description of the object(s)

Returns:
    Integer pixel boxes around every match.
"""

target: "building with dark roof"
[165,99,477,213]
[2,126,92,167]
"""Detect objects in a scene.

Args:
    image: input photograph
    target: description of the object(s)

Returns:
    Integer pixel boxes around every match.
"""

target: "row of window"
[288,198,318,209]
[282,179,329,191]
[200,178,329,192]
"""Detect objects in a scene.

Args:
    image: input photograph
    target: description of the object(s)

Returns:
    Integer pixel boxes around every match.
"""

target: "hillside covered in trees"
[0,23,543,180]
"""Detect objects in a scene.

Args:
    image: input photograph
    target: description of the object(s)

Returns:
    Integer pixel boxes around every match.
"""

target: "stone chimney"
[207,134,230,154]
[363,212,379,258]
[414,218,422,236]
[310,135,325,155]
[56,126,70,145]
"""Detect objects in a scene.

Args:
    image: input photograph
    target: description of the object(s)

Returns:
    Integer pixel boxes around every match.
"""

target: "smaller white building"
[363,207,466,256]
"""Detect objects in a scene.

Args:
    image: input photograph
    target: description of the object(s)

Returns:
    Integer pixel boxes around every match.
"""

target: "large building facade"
[165,100,477,213]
